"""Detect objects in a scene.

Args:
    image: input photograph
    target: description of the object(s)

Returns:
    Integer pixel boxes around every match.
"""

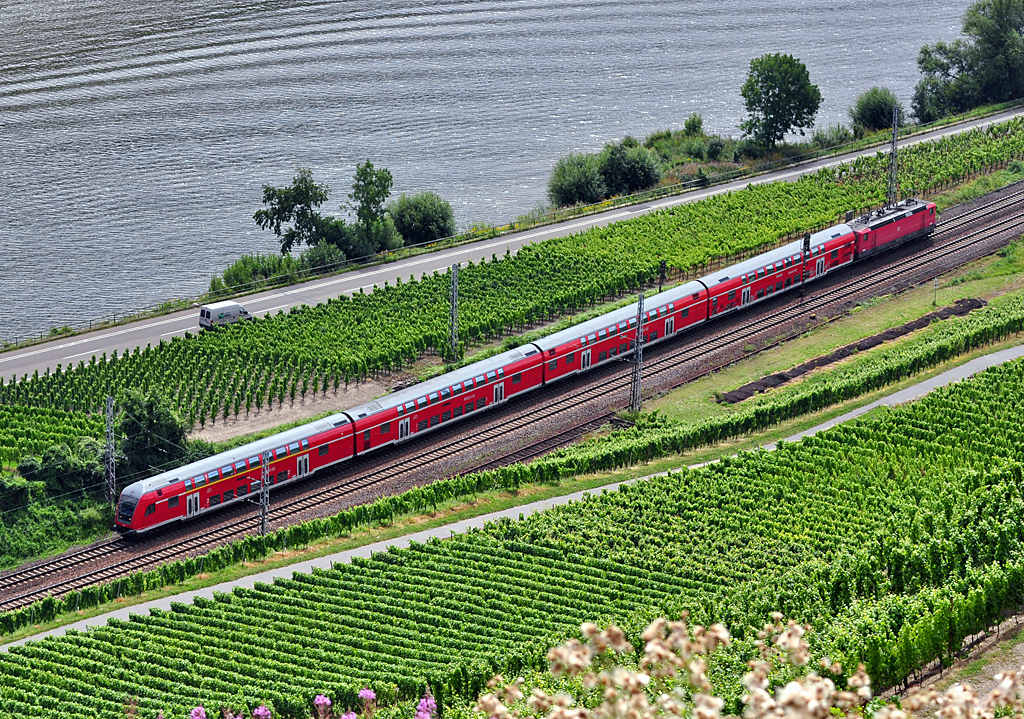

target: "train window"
[363,430,371,442]
[785,258,792,267]
[831,249,839,259]
[381,422,391,434]
[193,475,206,487]
[250,481,262,493]
[658,306,667,315]
[643,333,649,343]
[144,503,156,517]
[418,420,428,431]
[275,447,287,458]
[442,411,452,422]
[319,444,329,456]
[766,285,773,295]
[277,471,288,482]
[429,415,439,427]
[464,403,474,414]
[548,360,557,370]
[619,343,627,354]
[627,318,637,328]
[681,307,689,318]
[668,303,675,311]
[548,348,557,356]
[453,406,463,418]
[475,375,486,386]
[397,405,404,416]
[776,282,783,291]
[486,371,497,382]
[223,489,235,501]
[237,485,248,497]
[692,293,700,300]
[618,321,628,332]
[301,439,309,450]
[512,373,522,384]
[440,388,451,400]
[649,331,658,341]
[234,461,247,473]
[497,368,505,379]
[812,246,819,255]
[597,329,607,340]
[757,268,765,279]
[609,346,617,357]
[476,398,486,409]
[566,352,575,364]
[599,351,608,361]
[417,396,428,407]
[757,289,765,298]
[711,296,717,305]
[169,495,179,508]
[453,383,463,395]
[405,402,416,413]
[185,478,193,490]
[248,456,261,466]
[288,442,300,453]
[728,290,736,300]
[209,495,220,507]
[587,333,597,343]
[785,278,792,288]
[608,326,618,336]
[428,392,439,404]
[580,337,587,347]
[221,465,234,477]
[741,274,747,283]
[629,340,636,350]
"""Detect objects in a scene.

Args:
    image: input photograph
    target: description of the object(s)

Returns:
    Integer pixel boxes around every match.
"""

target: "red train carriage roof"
[848,198,931,232]
[532,279,708,352]
[343,344,544,422]
[118,410,353,503]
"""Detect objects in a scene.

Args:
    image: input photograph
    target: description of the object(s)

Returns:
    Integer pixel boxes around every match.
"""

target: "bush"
[812,123,853,149]
[643,129,672,149]
[300,243,346,273]
[598,143,662,197]
[685,139,705,160]
[735,138,764,160]
[387,192,456,246]
[547,152,607,207]
[215,253,303,292]
[684,113,703,136]
[706,137,726,161]
[850,86,906,131]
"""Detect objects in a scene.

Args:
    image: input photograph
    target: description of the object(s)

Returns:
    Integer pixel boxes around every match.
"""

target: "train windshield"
[117,497,139,523]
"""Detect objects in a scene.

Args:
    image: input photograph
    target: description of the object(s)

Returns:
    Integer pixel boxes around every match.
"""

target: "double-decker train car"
[115,197,936,534]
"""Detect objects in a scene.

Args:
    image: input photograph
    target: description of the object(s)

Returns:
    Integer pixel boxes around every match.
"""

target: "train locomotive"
[115,198,936,534]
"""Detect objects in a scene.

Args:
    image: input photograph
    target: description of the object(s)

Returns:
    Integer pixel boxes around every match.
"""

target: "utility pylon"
[449,263,459,360]
[259,449,271,536]
[886,106,900,208]
[629,293,645,413]
[105,396,116,506]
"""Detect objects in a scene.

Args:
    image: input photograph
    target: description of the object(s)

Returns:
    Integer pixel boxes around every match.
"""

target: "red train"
[115,199,936,533]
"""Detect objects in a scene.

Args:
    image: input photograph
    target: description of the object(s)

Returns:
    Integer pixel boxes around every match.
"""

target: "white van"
[199,301,253,330]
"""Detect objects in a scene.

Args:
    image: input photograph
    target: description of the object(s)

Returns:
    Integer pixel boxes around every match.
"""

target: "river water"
[0,0,968,340]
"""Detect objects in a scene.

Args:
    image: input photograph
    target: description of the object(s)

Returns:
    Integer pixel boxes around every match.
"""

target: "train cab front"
[113,481,146,536]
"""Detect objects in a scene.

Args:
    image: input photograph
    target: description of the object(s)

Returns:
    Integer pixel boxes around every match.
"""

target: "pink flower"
[314,695,332,709]
[252,706,272,719]
[341,712,357,719]
[358,689,376,702]
[190,709,208,719]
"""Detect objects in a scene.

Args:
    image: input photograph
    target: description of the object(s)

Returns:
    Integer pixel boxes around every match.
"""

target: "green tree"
[388,192,456,245]
[598,143,662,197]
[740,54,822,149]
[850,86,906,131]
[253,168,330,254]
[547,152,607,207]
[912,0,1024,122]
[349,160,394,242]
[117,388,188,479]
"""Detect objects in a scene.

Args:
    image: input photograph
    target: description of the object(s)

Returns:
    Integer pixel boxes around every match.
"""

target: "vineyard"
[6,353,1024,717]
[2,119,1024,466]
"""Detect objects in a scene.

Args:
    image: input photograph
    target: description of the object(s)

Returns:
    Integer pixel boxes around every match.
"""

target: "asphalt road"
[4,106,1023,382]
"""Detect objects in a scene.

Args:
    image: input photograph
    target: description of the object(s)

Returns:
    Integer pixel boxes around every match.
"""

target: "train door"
[665,317,675,335]
[581,349,592,370]
[816,257,825,277]
[398,418,410,441]
[296,454,310,478]
[494,384,505,404]
[186,493,200,518]
[741,287,751,306]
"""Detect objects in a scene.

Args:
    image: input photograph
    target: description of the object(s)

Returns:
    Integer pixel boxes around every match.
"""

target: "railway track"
[3,187,1024,613]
